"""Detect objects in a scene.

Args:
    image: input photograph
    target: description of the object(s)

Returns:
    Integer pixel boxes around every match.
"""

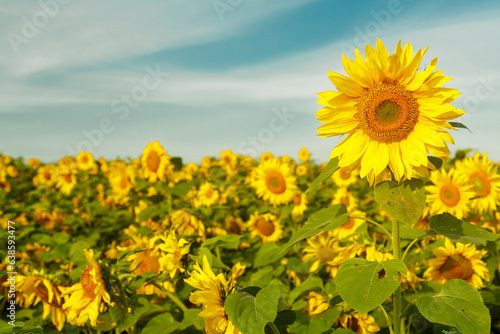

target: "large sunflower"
[455,152,500,215]
[251,158,297,206]
[316,39,465,185]
[424,239,489,289]
[426,168,474,219]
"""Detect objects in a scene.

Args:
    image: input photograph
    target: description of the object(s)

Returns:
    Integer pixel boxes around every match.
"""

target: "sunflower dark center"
[375,100,401,124]
[256,218,275,236]
[439,185,460,207]
[265,171,286,194]
[81,267,97,298]
[358,82,419,143]
[146,152,160,171]
[439,255,474,281]
[316,246,336,263]
[470,172,490,196]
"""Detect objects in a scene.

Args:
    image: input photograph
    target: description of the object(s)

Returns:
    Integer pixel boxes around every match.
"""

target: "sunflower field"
[2,40,500,334]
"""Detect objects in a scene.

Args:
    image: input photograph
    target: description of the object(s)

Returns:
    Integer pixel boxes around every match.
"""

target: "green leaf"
[226,283,280,334]
[306,157,339,193]
[128,272,158,291]
[280,204,348,254]
[142,309,202,334]
[170,157,183,170]
[202,234,245,250]
[273,309,296,328]
[141,313,179,334]
[416,279,490,334]
[254,242,287,267]
[18,328,43,334]
[428,156,443,170]
[333,329,356,334]
[52,232,71,244]
[449,122,472,133]
[168,181,191,198]
[428,213,498,243]
[374,179,426,226]
[399,223,426,239]
[336,258,407,314]
[69,241,91,264]
[289,308,341,334]
[137,205,161,222]
[110,296,150,331]
[250,266,274,287]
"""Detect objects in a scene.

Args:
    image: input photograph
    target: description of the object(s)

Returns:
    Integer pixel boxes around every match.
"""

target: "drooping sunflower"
[224,216,245,235]
[141,140,171,182]
[316,39,465,185]
[426,168,474,219]
[7,274,66,331]
[455,152,500,215]
[247,212,283,244]
[251,158,297,206]
[306,291,330,316]
[61,249,111,327]
[158,230,191,279]
[184,256,240,334]
[424,239,490,289]
[335,313,380,334]
[170,209,206,241]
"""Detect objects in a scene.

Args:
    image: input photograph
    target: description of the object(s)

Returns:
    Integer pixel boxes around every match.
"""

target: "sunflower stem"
[378,304,394,334]
[267,321,280,334]
[348,215,392,240]
[392,219,402,334]
[165,289,188,312]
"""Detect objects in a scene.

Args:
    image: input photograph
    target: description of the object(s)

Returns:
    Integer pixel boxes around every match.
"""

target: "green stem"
[349,215,392,240]
[378,304,394,334]
[401,237,420,262]
[267,322,280,334]
[400,299,415,318]
[392,219,402,334]
[165,290,188,312]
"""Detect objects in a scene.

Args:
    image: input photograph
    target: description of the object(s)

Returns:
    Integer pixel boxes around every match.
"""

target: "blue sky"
[1,0,499,164]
